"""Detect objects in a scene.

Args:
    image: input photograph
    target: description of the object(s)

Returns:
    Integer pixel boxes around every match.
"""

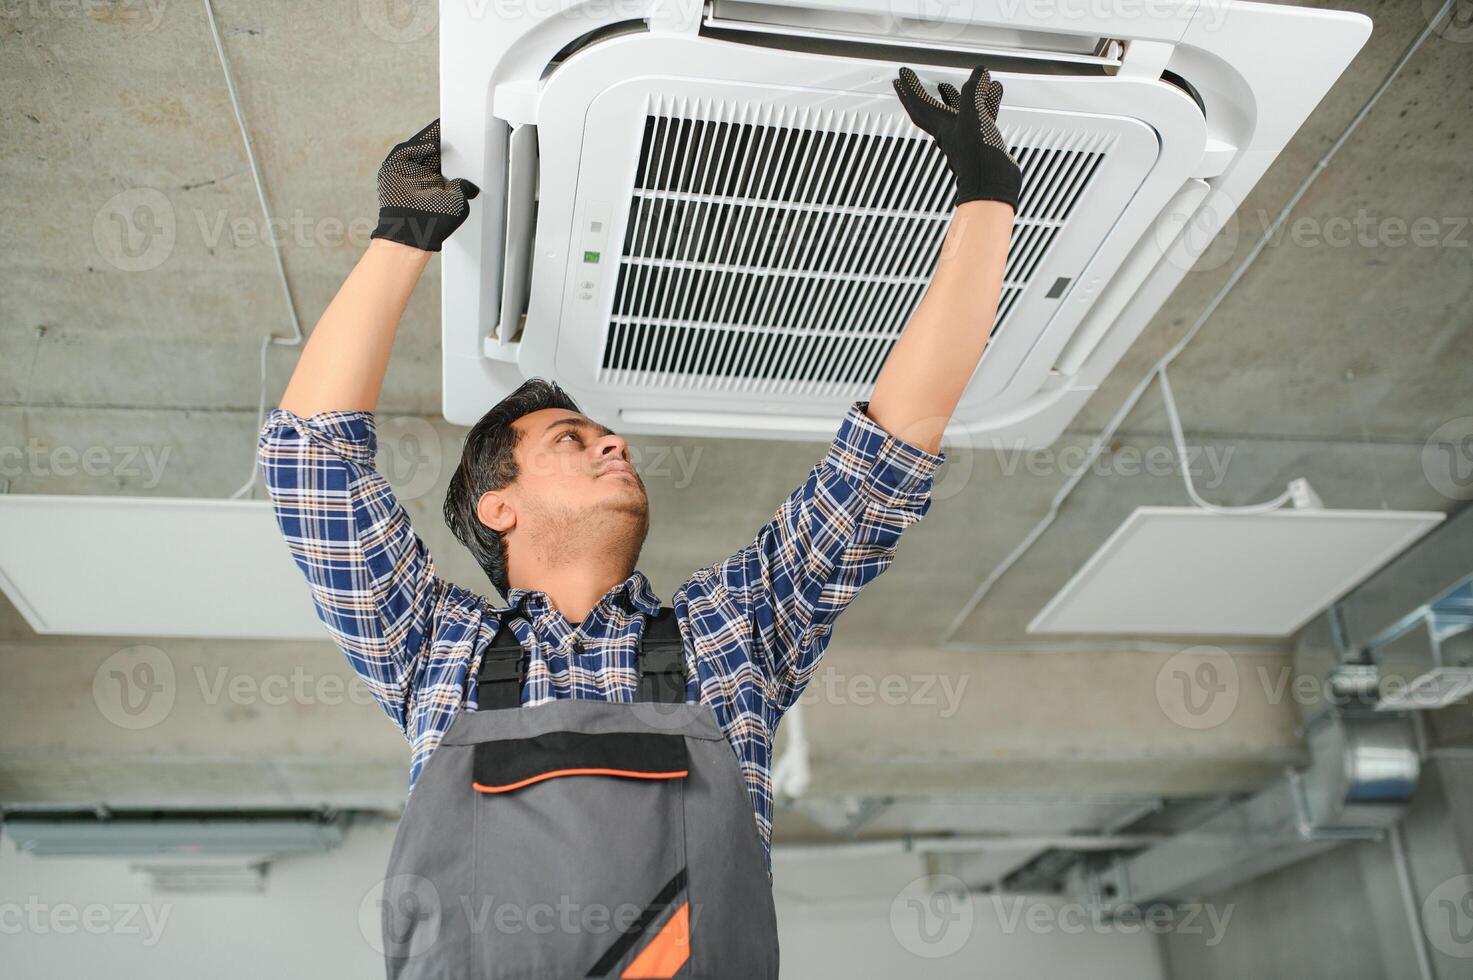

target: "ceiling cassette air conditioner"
[440,0,1371,444]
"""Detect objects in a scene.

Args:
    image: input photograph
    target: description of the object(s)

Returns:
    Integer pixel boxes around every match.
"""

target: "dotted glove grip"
[371,119,480,252]
[893,65,1022,213]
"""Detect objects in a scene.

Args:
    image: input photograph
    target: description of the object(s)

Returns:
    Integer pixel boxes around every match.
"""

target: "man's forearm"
[867,199,1014,454]
[279,239,431,417]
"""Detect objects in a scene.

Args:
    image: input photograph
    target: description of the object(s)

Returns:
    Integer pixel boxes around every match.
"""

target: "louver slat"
[602,98,1110,396]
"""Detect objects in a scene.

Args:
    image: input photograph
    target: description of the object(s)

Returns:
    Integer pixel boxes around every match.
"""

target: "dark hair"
[443,378,582,595]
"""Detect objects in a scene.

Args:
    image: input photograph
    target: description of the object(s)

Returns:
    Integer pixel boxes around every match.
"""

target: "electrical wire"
[1158,365,1294,514]
[939,0,1455,645]
[201,0,305,501]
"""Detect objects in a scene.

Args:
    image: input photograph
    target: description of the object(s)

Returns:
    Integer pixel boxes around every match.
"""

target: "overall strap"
[477,602,529,710]
[637,606,688,704]
[475,605,689,710]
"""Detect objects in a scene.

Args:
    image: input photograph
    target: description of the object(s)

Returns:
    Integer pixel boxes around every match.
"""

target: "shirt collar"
[494,570,663,618]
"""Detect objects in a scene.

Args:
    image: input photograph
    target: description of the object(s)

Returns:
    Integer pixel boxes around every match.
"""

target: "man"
[259,65,1019,978]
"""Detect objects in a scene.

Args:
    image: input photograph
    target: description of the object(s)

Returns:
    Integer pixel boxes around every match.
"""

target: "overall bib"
[379,605,781,979]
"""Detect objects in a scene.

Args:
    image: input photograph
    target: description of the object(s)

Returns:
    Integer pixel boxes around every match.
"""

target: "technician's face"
[504,408,649,530]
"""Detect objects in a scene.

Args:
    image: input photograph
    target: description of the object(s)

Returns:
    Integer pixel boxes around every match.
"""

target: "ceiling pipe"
[1073,705,1418,907]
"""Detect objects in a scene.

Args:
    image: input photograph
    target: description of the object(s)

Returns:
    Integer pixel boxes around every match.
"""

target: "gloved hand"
[370,120,480,252]
[892,65,1021,213]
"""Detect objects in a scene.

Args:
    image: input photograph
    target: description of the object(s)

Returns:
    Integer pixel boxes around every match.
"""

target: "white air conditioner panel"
[512,33,1201,433]
[441,0,1373,445]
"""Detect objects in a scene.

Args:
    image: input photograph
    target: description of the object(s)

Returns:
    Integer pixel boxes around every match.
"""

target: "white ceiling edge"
[0,495,326,640]
[1028,506,1446,638]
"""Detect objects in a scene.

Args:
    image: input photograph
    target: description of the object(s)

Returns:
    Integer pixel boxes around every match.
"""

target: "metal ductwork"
[1074,705,1419,906]
[1367,574,1473,711]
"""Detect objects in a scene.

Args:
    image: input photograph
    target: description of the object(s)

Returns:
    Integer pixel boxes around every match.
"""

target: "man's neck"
[508,560,635,627]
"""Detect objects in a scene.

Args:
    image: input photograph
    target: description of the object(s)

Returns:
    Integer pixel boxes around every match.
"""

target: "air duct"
[1075,705,1419,906]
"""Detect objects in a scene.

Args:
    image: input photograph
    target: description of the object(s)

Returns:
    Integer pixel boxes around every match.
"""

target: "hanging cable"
[940,0,1456,645]
[201,0,305,501]
[1157,365,1294,514]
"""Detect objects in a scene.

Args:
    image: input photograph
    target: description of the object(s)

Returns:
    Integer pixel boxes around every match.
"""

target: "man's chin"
[600,488,649,519]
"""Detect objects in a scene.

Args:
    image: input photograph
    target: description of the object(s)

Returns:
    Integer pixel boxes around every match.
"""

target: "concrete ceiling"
[1,0,1469,837]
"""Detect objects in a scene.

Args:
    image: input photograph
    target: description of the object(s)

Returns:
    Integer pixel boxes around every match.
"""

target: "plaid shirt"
[257,401,942,863]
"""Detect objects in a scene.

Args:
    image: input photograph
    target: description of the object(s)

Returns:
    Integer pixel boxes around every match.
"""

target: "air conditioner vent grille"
[601,96,1111,396]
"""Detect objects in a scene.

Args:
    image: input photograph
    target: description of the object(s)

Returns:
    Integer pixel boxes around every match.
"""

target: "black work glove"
[893,65,1022,213]
[370,119,480,252]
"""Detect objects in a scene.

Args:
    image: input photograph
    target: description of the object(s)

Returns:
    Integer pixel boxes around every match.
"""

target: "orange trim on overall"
[472,768,689,794]
[621,901,690,979]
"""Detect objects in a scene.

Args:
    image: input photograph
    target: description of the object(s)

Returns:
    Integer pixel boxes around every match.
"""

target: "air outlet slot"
[600,97,1110,395]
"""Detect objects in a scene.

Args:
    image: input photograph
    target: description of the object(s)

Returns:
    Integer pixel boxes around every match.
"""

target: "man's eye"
[558,432,578,443]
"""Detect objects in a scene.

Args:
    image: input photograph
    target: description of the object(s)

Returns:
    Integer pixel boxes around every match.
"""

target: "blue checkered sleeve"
[256,408,439,734]
[691,400,944,715]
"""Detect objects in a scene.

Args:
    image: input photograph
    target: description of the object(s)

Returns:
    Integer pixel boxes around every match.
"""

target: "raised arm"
[259,121,479,734]
[281,120,477,415]
[868,65,1021,454]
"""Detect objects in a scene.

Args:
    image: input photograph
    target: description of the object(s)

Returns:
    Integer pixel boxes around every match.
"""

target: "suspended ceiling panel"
[0,496,325,640]
[1029,506,1445,637]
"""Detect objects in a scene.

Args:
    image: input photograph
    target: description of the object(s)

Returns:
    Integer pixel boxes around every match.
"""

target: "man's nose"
[594,433,630,462]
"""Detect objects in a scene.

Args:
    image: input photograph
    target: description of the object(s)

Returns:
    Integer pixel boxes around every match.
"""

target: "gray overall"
[379,604,781,979]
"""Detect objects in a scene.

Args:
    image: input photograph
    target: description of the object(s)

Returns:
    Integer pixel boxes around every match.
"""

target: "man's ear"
[476,490,516,534]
